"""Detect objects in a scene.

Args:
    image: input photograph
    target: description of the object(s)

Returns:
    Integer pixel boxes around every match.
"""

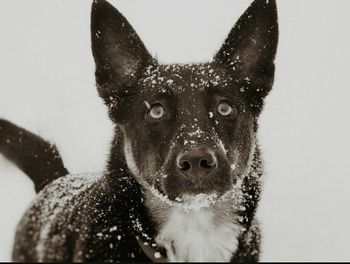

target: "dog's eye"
[217,102,234,117]
[148,104,165,120]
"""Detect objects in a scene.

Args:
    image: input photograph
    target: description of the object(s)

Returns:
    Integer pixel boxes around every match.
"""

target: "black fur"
[1,0,278,262]
[0,119,68,192]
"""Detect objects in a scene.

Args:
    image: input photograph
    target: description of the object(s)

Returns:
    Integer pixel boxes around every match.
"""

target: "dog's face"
[91,0,278,200]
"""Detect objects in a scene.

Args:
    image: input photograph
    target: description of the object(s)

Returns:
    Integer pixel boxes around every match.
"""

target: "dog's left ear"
[91,0,153,102]
[214,0,278,111]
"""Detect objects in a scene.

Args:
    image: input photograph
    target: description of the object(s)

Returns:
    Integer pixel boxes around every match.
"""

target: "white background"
[1,0,350,261]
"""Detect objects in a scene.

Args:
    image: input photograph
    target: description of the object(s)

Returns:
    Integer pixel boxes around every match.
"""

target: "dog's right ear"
[91,0,153,103]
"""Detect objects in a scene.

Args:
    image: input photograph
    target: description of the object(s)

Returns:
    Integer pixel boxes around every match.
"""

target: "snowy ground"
[1,0,350,261]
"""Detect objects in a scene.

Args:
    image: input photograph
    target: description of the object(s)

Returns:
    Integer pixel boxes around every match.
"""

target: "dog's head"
[91,0,278,201]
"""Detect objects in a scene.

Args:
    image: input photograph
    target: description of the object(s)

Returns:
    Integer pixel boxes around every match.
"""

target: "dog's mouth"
[141,176,245,212]
[149,184,218,211]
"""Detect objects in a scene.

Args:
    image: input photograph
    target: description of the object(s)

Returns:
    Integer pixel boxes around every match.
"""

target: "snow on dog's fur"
[0,0,278,262]
[145,183,246,262]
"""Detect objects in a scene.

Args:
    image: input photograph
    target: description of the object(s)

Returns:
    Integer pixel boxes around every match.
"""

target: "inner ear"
[214,0,278,111]
[91,0,153,101]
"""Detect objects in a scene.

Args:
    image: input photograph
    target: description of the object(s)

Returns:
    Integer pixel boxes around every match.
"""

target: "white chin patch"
[156,208,240,262]
[146,182,245,262]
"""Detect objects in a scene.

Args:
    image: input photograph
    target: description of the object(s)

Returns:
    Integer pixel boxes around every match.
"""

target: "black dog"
[0,0,278,261]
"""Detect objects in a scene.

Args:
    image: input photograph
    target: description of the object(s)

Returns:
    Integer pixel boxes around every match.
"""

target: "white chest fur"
[155,207,241,262]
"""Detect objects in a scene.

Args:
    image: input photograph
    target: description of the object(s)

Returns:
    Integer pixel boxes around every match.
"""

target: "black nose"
[176,147,217,179]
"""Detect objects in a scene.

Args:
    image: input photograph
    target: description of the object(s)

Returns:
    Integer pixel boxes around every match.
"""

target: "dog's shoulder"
[13,173,102,261]
[13,172,146,262]
[28,173,101,220]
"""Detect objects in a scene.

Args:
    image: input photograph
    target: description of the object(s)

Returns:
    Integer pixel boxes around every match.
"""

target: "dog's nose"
[176,147,217,179]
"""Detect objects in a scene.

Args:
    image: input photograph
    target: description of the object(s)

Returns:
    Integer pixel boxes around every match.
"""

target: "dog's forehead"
[139,63,232,95]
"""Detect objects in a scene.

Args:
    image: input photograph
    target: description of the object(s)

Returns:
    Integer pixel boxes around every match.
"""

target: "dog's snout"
[176,147,217,179]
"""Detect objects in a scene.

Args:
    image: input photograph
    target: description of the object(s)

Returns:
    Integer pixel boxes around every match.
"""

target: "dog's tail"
[0,119,69,192]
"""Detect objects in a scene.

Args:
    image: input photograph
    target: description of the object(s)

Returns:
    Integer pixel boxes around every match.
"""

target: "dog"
[0,0,278,261]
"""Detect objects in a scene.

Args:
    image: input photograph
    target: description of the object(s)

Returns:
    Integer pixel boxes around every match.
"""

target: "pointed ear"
[214,0,278,110]
[91,0,153,101]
